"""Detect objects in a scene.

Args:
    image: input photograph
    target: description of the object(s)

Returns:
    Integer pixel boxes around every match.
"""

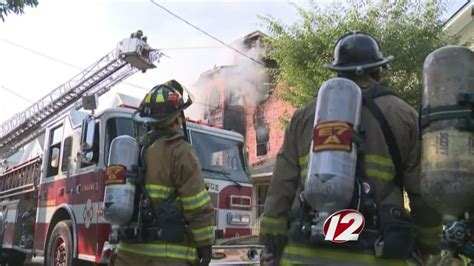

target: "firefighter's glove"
[260,234,287,265]
[197,245,212,266]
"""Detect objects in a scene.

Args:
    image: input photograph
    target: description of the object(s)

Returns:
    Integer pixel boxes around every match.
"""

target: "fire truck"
[0,32,256,265]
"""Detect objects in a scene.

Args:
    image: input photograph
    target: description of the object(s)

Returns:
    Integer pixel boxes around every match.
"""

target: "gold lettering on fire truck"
[41,199,56,207]
[82,182,99,192]
[205,182,219,192]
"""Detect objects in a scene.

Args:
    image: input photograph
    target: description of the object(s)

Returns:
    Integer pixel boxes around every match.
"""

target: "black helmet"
[132,80,192,125]
[325,32,394,74]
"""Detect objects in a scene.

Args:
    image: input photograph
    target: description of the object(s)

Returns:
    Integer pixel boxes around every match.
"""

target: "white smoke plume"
[187,33,270,121]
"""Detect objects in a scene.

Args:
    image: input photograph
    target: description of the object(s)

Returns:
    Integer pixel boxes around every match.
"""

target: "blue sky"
[0,0,467,124]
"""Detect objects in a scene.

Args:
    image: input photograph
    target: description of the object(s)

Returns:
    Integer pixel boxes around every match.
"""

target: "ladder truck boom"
[0,33,163,159]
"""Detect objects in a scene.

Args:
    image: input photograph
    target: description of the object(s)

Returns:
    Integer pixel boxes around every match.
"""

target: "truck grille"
[209,191,218,208]
[209,192,219,226]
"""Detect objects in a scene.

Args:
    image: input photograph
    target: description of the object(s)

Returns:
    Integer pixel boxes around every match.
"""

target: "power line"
[0,38,79,69]
[161,46,225,50]
[0,38,150,91]
[0,85,33,103]
[149,0,266,67]
[0,38,220,109]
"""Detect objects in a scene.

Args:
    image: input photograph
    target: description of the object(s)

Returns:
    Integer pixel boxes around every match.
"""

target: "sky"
[0,0,468,125]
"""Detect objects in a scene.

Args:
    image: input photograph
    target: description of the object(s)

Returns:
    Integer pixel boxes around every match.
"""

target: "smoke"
[220,38,269,106]
[187,33,270,121]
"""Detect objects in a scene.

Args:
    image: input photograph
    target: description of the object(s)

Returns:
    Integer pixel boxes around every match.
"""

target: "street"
[24,256,42,265]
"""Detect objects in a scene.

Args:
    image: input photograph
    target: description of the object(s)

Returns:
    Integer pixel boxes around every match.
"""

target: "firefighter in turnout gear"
[259,32,442,266]
[110,80,215,266]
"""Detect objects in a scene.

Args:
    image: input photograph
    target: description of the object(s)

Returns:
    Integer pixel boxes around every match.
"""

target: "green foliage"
[260,0,460,108]
[0,0,38,22]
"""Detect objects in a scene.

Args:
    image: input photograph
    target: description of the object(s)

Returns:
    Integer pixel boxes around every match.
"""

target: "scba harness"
[288,85,416,259]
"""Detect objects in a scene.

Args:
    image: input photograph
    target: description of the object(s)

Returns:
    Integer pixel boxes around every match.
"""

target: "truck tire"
[45,221,73,266]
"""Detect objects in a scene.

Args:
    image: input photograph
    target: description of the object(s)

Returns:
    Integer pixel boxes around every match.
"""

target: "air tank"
[103,135,140,226]
[304,77,362,213]
[420,45,474,221]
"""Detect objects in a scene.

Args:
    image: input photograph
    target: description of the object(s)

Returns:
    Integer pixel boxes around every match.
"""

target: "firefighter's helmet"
[325,32,394,74]
[132,80,192,125]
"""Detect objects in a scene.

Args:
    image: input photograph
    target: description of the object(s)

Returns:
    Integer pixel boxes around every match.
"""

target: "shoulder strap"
[362,85,404,192]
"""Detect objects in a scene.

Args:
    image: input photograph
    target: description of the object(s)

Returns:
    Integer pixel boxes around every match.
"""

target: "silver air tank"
[304,77,362,214]
[420,45,474,221]
[103,135,140,226]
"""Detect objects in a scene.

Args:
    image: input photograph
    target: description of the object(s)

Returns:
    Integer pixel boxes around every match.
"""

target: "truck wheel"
[45,221,73,266]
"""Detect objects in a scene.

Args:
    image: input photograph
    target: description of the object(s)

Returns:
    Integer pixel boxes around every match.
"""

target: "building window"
[255,124,269,156]
[256,142,268,156]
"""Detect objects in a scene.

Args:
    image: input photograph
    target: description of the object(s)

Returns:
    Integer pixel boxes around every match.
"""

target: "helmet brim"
[324,55,394,73]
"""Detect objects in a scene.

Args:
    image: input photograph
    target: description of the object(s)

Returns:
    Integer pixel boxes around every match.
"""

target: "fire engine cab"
[0,32,258,265]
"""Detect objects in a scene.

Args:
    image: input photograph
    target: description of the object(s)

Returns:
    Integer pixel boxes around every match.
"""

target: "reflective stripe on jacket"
[280,242,410,266]
[259,81,442,264]
[117,241,197,262]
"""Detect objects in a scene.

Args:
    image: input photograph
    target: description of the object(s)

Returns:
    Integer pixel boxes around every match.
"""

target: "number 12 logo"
[323,209,365,243]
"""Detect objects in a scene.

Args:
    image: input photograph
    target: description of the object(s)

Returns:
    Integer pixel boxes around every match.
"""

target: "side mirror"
[81,116,96,151]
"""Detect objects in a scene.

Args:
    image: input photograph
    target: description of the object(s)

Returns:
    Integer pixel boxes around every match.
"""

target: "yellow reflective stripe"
[192,226,215,242]
[282,245,407,266]
[416,225,443,235]
[415,225,442,248]
[366,168,393,182]
[117,242,197,261]
[260,216,287,236]
[181,189,211,211]
[146,184,175,199]
[365,154,394,168]
[156,93,165,103]
[144,93,152,103]
[300,168,308,178]
[299,155,308,166]
[459,254,472,265]
[417,237,439,247]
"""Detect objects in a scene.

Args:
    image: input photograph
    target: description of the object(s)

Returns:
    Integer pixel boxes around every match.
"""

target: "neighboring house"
[193,31,294,233]
[444,0,474,49]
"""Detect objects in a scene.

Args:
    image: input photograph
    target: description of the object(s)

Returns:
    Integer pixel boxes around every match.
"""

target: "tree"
[260,0,462,108]
[0,0,38,22]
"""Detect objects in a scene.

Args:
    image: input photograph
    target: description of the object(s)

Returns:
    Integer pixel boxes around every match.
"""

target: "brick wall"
[245,84,294,167]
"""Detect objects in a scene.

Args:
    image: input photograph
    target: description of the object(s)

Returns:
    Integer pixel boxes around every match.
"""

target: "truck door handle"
[40,191,46,200]
[76,184,82,194]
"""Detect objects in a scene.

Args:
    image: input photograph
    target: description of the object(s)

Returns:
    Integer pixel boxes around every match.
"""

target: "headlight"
[227,213,251,226]
[248,248,260,261]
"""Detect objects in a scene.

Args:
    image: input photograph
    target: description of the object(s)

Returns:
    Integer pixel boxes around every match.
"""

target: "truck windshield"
[104,118,250,184]
[191,131,249,184]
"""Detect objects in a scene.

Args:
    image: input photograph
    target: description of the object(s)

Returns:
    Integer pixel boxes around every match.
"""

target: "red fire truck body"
[0,105,253,265]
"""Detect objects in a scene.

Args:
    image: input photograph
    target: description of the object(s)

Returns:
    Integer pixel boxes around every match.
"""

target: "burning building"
[193,31,295,232]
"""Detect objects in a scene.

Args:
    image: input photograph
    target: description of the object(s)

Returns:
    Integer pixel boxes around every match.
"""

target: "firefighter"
[259,32,442,265]
[111,80,215,266]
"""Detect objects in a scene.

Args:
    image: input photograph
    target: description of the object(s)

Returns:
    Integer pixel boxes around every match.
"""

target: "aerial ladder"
[0,30,163,161]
